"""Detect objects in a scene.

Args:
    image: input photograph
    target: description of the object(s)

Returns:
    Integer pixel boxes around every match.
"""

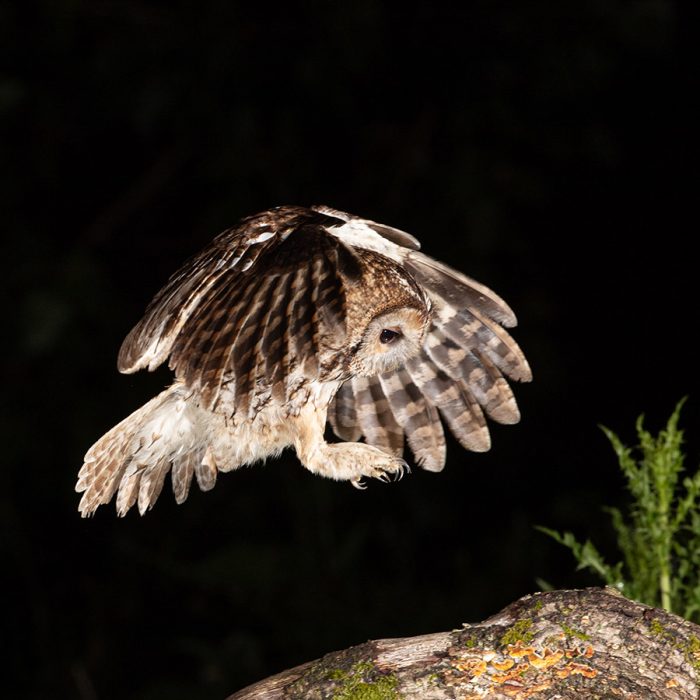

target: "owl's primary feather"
[77,205,531,516]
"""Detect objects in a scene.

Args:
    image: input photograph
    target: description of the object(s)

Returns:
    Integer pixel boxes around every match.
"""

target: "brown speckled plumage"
[77,205,531,516]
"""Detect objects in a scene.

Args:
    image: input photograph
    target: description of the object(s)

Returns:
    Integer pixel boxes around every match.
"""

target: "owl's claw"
[351,478,367,490]
[394,460,410,481]
[367,456,409,485]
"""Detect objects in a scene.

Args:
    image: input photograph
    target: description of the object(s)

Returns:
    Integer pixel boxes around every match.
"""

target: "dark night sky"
[3,2,698,698]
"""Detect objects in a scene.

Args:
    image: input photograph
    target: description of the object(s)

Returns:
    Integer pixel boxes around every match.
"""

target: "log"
[227,587,700,699]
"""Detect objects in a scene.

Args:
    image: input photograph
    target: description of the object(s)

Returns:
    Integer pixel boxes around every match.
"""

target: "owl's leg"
[293,406,407,486]
[302,441,408,487]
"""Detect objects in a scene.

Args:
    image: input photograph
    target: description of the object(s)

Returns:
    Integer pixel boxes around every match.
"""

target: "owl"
[76,205,531,516]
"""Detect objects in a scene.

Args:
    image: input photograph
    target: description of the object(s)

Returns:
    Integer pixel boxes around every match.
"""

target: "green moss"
[330,661,400,700]
[647,620,700,684]
[464,636,477,648]
[684,635,700,653]
[649,619,669,638]
[560,623,591,641]
[681,635,700,678]
[500,619,534,647]
[533,599,543,612]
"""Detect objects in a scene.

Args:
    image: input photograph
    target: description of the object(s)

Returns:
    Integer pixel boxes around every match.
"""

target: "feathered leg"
[292,403,407,487]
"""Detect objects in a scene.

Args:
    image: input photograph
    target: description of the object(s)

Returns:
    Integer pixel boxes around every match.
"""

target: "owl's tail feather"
[76,383,214,517]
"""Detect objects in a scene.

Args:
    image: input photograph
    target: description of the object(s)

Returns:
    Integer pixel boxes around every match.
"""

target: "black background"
[4,2,698,698]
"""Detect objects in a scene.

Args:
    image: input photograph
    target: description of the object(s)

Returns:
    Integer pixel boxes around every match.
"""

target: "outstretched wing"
[327,224,531,472]
[118,206,362,413]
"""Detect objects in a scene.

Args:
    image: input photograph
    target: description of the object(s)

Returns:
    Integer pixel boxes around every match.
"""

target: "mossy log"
[227,587,700,699]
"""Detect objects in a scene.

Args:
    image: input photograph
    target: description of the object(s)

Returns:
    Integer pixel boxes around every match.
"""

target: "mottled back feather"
[118,208,361,413]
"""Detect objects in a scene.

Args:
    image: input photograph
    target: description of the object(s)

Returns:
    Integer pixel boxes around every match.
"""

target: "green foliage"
[539,399,700,622]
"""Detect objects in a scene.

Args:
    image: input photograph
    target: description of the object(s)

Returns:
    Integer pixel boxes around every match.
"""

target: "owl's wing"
[328,249,532,472]
[117,207,362,412]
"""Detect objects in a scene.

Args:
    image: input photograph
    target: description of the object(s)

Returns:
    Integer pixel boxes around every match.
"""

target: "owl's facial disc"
[353,307,429,375]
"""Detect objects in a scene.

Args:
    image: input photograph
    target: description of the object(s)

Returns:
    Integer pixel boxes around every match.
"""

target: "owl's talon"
[364,455,409,484]
[394,460,410,480]
[351,478,367,490]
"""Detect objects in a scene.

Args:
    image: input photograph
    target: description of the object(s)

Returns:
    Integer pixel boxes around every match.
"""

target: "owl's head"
[350,305,431,376]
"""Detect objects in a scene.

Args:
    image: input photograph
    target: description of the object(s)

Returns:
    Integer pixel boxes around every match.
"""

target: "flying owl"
[76,205,531,516]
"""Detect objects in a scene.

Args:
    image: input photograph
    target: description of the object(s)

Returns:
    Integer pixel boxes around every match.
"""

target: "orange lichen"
[570,663,597,678]
[556,662,598,679]
[507,641,536,659]
[565,644,595,659]
[491,662,529,684]
[492,658,515,672]
[666,679,679,688]
[528,649,564,670]
[453,658,487,678]
[501,681,554,698]
[448,635,598,695]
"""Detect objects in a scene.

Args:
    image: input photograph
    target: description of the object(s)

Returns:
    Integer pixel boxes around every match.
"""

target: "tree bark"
[227,588,700,699]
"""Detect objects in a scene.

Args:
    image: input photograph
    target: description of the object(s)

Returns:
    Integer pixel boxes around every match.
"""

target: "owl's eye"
[379,328,401,344]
